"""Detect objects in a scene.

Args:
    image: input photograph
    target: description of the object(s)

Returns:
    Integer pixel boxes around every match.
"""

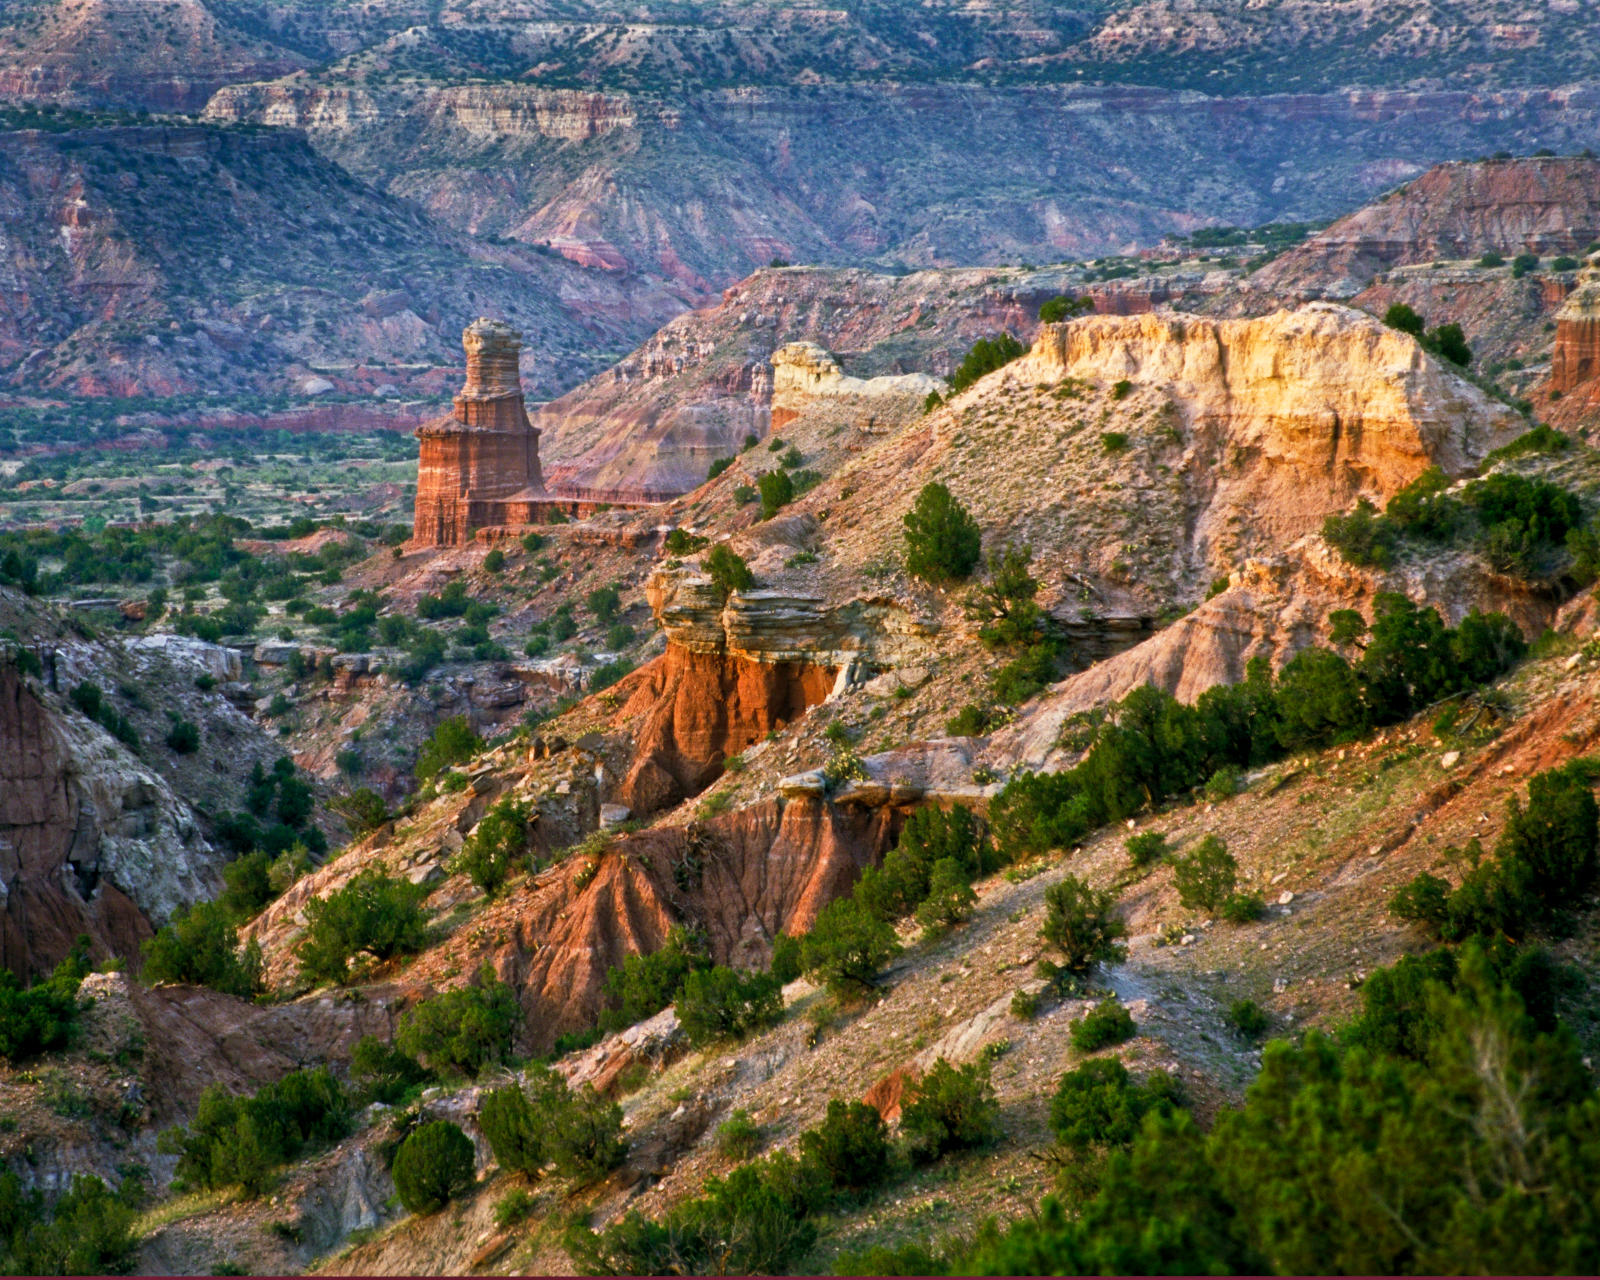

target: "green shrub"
[947,333,1025,395]
[453,796,532,898]
[392,1120,475,1214]
[530,1064,626,1182]
[716,1109,764,1159]
[990,641,1059,705]
[1011,988,1041,1019]
[915,858,978,932]
[294,868,430,985]
[1221,890,1267,923]
[1049,1058,1181,1153]
[521,531,546,554]
[1039,294,1094,322]
[676,966,783,1047]
[493,1187,537,1229]
[1512,250,1540,277]
[705,545,754,601]
[770,932,804,985]
[1100,430,1130,452]
[966,543,1046,651]
[1223,998,1270,1040]
[1478,251,1505,267]
[1040,876,1127,981]
[1070,998,1136,1052]
[903,482,982,583]
[1323,498,1398,567]
[664,528,707,555]
[483,549,505,573]
[415,715,481,781]
[1203,764,1243,801]
[757,468,794,520]
[1171,835,1238,914]
[479,1083,545,1176]
[328,787,389,835]
[0,947,88,1063]
[707,456,734,481]
[140,901,264,998]
[165,719,200,753]
[586,585,621,623]
[1125,830,1168,868]
[899,1057,1000,1161]
[600,927,709,1032]
[349,1036,431,1105]
[0,1172,138,1276]
[395,966,519,1076]
[799,1100,890,1195]
[800,896,901,997]
[160,1068,349,1196]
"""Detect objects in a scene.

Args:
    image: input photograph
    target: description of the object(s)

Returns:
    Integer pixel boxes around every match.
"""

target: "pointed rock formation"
[412,319,551,547]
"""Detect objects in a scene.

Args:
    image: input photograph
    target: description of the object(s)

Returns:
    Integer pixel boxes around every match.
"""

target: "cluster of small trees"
[159,1068,350,1197]
[477,1066,627,1187]
[294,868,430,986]
[1382,303,1472,367]
[990,593,1526,862]
[963,939,1600,1275]
[1392,761,1598,943]
[575,1059,997,1275]
[1324,463,1586,580]
[0,943,89,1064]
[593,926,785,1050]
[0,1171,140,1276]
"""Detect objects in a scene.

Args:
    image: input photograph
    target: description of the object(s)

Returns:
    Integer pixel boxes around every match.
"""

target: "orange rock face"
[617,645,835,815]
[412,318,552,546]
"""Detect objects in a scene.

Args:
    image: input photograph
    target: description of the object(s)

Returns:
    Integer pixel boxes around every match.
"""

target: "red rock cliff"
[1551,259,1600,394]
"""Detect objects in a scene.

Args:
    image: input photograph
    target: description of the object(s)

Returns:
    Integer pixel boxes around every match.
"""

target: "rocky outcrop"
[1015,304,1519,546]
[0,659,215,976]
[768,341,942,431]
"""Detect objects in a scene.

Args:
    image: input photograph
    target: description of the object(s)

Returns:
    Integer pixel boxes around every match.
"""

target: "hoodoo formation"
[412,318,551,547]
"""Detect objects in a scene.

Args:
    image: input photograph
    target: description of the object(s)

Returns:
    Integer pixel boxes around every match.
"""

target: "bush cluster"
[969,944,1600,1275]
[395,966,520,1076]
[946,332,1025,395]
[159,1068,349,1196]
[0,943,89,1064]
[574,1097,892,1275]
[0,1171,140,1276]
[294,868,430,985]
[800,805,995,996]
[594,926,784,1049]
[393,1120,475,1214]
[1324,465,1586,581]
[453,796,533,898]
[1391,761,1598,943]
[478,1064,627,1184]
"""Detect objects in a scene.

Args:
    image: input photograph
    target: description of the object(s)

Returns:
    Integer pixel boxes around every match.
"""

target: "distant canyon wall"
[205,80,1600,290]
